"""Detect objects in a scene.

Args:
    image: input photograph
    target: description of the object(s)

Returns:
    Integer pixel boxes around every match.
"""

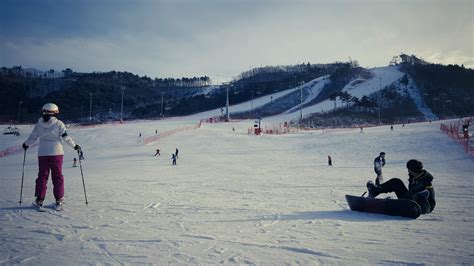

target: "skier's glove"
[74,144,81,151]
[22,143,28,150]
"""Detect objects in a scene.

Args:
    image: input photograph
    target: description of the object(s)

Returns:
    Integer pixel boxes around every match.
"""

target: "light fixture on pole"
[17,101,22,124]
[225,85,230,122]
[300,85,303,121]
[251,90,254,117]
[160,91,164,117]
[89,93,93,121]
[378,78,382,125]
[120,86,125,123]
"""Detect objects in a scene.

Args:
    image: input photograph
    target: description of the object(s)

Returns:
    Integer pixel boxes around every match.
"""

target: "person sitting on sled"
[367,159,435,214]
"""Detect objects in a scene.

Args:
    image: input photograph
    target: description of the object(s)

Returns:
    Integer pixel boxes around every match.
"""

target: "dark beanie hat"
[406,159,423,173]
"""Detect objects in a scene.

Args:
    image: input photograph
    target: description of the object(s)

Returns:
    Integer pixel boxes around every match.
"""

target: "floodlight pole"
[225,85,230,122]
[378,78,382,125]
[89,93,93,121]
[160,91,164,117]
[17,101,22,124]
[120,86,125,123]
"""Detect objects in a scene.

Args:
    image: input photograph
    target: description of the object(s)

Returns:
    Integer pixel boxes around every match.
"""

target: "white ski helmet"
[42,103,59,115]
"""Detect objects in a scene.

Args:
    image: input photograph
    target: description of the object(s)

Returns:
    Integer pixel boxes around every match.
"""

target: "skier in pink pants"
[23,103,81,211]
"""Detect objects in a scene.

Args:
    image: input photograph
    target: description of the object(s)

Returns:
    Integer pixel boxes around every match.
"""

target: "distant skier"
[390,125,394,131]
[79,150,84,160]
[373,152,386,185]
[73,158,77,167]
[328,155,332,166]
[360,126,363,133]
[367,159,435,214]
[171,153,177,165]
[154,149,161,156]
[175,148,179,159]
[22,103,81,211]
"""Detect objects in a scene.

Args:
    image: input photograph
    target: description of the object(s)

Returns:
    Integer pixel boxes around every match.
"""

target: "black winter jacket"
[409,170,436,213]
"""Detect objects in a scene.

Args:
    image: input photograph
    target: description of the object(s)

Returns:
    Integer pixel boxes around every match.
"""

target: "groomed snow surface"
[1,117,473,265]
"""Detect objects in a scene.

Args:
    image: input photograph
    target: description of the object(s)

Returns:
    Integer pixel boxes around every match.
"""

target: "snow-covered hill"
[193,65,436,123]
[1,116,473,264]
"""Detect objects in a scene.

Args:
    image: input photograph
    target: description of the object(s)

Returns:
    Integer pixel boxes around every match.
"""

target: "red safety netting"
[440,117,473,156]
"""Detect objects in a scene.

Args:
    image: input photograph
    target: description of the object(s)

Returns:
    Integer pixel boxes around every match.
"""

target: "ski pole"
[77,149,89,205]
[19,149,27,205]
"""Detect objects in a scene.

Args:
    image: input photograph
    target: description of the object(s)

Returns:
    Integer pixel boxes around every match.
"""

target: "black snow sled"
[345,194,421,219]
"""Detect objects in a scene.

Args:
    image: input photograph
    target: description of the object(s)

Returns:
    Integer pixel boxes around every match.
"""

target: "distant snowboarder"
[328,155,332,166]
[73,157,77,167]
[175,148,179,159]
[360,126,363,133]
[374,152,386,185]
[154,149,160,156]
[171,153,177,165]
[390,125,394,131]
[79,150,84,160]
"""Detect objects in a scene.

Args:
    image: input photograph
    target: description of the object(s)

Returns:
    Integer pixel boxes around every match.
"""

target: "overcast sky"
[1,0,472,82]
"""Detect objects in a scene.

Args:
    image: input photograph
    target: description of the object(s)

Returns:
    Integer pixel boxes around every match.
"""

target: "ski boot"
[55,198,64,211]
[32,198,46,212]
[366,181,380,198]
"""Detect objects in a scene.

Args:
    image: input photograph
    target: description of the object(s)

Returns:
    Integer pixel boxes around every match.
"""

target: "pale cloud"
[424,50,474,68]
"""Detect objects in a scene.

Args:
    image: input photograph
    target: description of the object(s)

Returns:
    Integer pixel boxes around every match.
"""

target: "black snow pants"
[379,178,431,214]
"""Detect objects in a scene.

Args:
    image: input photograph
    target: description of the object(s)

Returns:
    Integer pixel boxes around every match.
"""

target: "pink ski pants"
[35,155,64,200]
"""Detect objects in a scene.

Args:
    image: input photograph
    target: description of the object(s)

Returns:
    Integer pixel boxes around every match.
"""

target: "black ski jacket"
[409,170,436,213]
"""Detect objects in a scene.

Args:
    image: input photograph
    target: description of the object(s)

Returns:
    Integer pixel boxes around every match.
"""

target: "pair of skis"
[33,202,63,212]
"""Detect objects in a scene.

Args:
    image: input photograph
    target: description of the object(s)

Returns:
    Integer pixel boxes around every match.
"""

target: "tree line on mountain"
[297,55,474,127]
[0,68,212,123]
[1,55,472,124]
[398,54,474,118]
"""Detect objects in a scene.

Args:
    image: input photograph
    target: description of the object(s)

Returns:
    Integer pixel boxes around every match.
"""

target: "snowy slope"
[186,76,329,120]
[404,75,438,120]
[187,66,434,124]
[1,117,473,265]
[342,66,405,99]
[283,76,330,114]
[265,66,407,123]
